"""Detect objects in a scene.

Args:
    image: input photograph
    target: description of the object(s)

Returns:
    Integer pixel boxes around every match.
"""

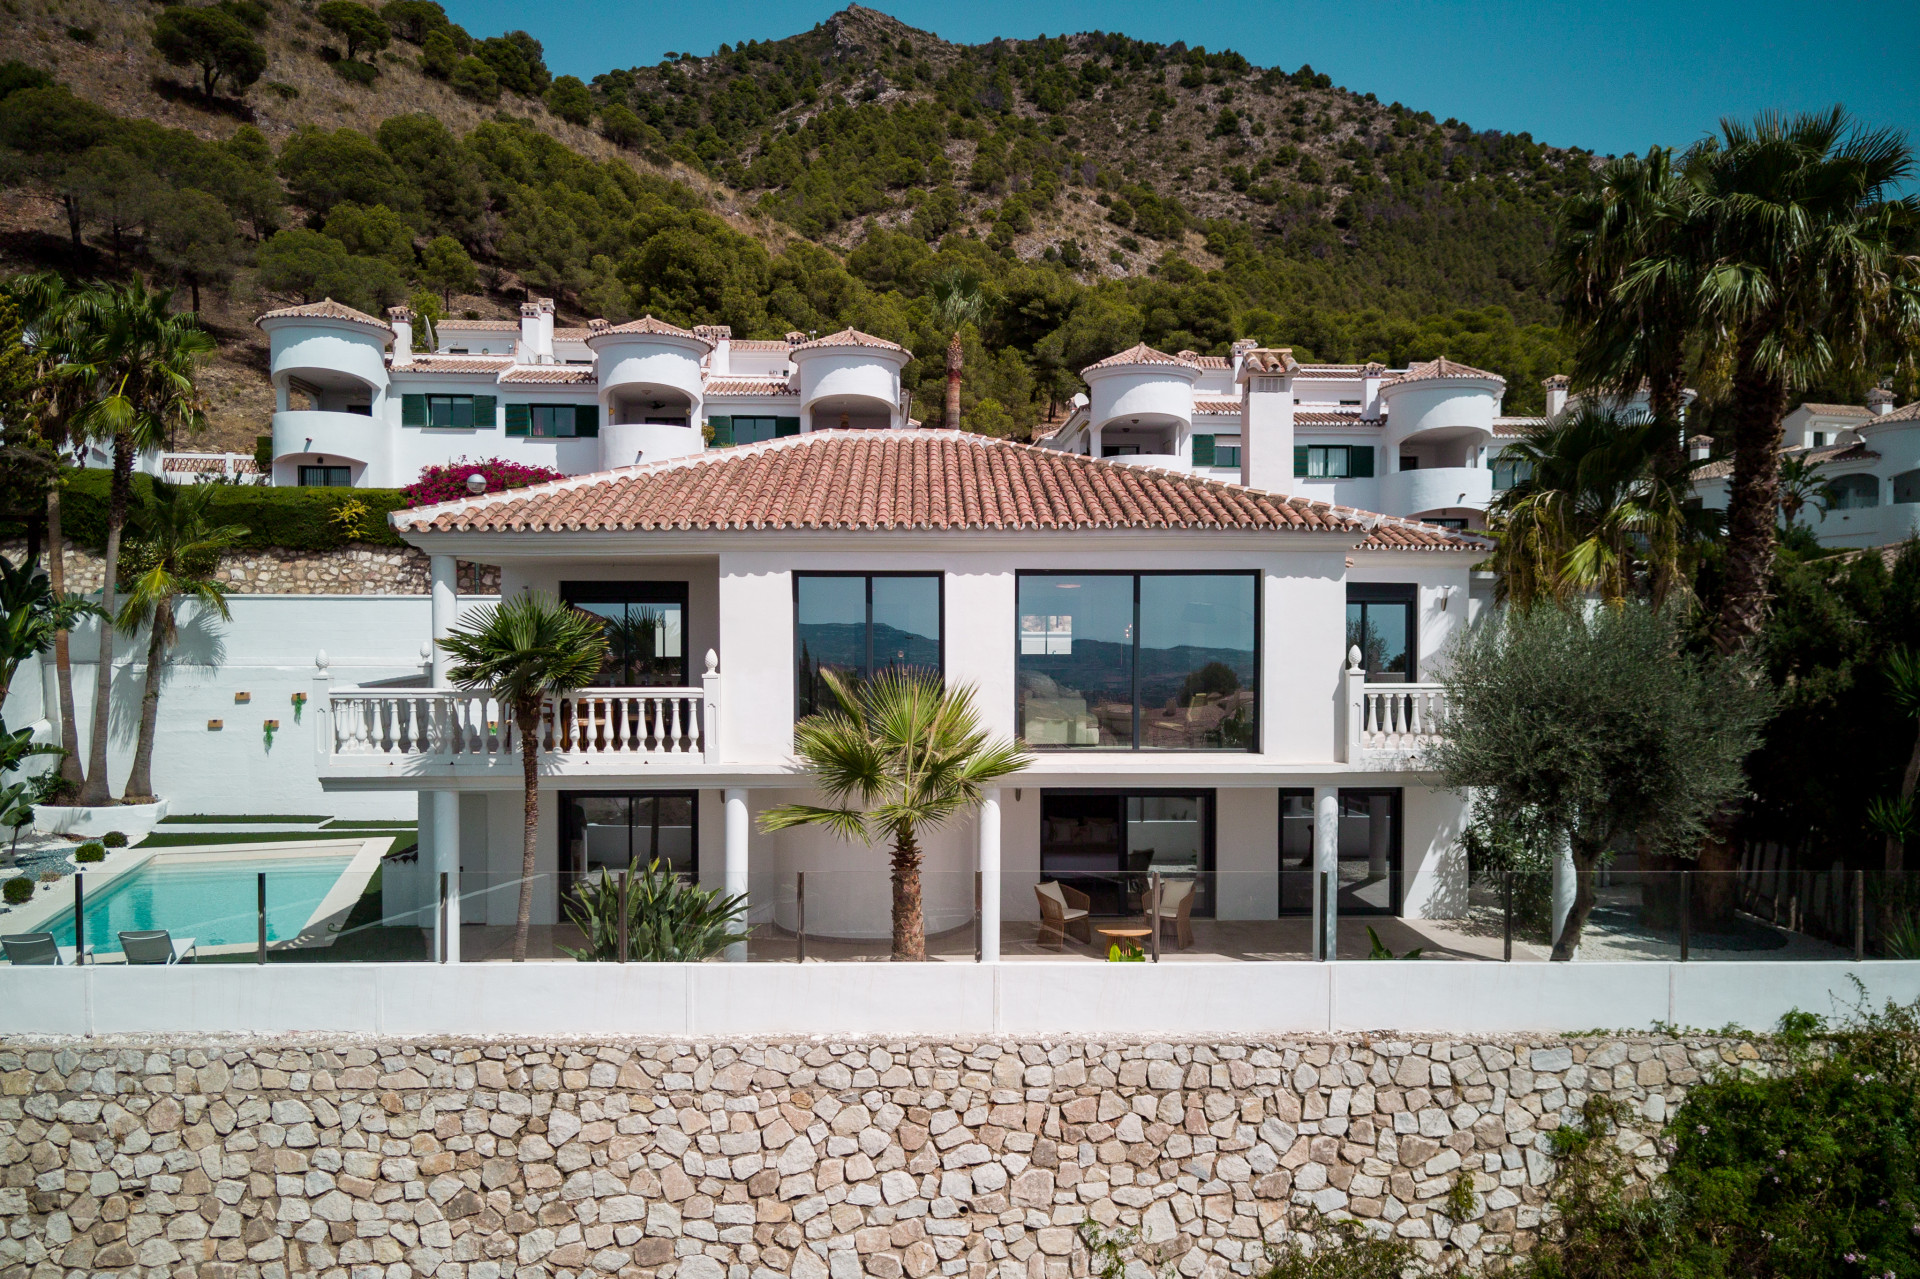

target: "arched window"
[1893,470,1920,505]
[1827,473,1880,510]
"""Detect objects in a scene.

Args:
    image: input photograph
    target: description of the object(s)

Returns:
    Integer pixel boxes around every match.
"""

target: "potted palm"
[761,668,1029,961]
[439,592,608,962]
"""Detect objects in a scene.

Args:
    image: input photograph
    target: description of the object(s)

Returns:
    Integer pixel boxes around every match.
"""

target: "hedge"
[36,469,411,551]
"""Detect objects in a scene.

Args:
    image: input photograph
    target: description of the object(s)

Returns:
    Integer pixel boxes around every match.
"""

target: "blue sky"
[441,0,1920,158]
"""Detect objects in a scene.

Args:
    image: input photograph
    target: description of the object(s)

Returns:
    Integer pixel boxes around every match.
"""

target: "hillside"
[0,1,1592,452]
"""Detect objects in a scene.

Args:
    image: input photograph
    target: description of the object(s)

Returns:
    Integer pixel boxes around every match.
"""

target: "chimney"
[1237,348,1298,493]
[1868,387,1895,417]
[1230,338,1258,380]
[387,306,414,368]
[1360,362,1385,417]
[520,297,555,364]
[1687,434,1713,463]
[694,324,733,375]
[1543,374,1570,419]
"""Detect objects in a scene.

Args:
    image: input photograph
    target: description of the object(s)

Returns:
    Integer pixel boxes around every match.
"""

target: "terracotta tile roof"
[499,366,597,385]
[594,315,707,345]
[1238,349,1299,376]
[790,328,908,355]
[1295,411,1382,428]
[552,328,596,342]
[393,356,514,374]
[1186,355,1229,369]
[1492,416,1546,437]
[1194,398,1243,415]
[706,379,798,396]
[1870,401,1920,424]
[1083,343,1194,374]
[1796,403,1873,418]
[1293,364,1367,377]
[436,318,519,330]
[1384,357,1505,387]
[1694,441,1878,481]
[394,429,1487,551]
[730,339,795,352]
[256,298,391,335]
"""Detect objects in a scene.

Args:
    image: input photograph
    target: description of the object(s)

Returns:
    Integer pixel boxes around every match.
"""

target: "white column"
[432,789,460,963]
[1368,795,1391,880]
[977,787,1001,963]
[430,555,457,688]
[724,788,749,963]
[1313,785,1339,961]
[1551,831,1576,955]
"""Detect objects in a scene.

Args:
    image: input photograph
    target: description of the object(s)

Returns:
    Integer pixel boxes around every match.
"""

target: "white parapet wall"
[4,960,1916,1038]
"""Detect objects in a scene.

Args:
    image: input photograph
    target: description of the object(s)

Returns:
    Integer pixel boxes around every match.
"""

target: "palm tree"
[1687,109,1920,653]
[1775,452,1831,528]
[1551,145,1698,454]
[1488,405,1710,609]
[114,480,247,803]
[931,270,984,431]
[58,276,213,804]
[761,668,1029,961]
[439,592,608,962]
[9,273,93,793]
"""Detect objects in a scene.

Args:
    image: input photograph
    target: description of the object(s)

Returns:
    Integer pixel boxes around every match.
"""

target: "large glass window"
[1040,789,1213,917]
[1895,469,1920,504]
[562,791,697,882]
[1308,446,1352,478]
[1018,572,1257,751]
[795,574,942,719]
[1277,788,1401,916]
[428,394,477,428]
[1346,584,1416,682]
[298,465,351,487]
[1828,473,1880,510]
[1491,458,1532,491]
[733,417,779,444]
[561,582,688,687]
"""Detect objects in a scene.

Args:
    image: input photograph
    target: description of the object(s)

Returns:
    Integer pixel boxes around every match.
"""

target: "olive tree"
[1429,602,1770,959]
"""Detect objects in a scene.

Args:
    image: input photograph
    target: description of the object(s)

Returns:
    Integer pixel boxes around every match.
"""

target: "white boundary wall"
[3,961,1915,1039]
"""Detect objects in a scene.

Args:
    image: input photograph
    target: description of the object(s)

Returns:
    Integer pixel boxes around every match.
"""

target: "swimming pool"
[49,855,356,954]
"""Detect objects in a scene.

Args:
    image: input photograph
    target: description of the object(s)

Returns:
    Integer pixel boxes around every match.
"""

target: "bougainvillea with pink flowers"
[405,458,567,507]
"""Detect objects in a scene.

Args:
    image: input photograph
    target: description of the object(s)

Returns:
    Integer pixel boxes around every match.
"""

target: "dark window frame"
[297,465,352,487]
[560,580,692,687]
[1015,569,1262,753]
[1346,583,1418,682]
[793,571,945,721]
[1039,787,1218,918]
[1276,786,1403,917]
[558,788,701,891]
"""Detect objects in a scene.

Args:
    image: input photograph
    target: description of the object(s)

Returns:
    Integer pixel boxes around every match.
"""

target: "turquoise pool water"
[49,856,355,953]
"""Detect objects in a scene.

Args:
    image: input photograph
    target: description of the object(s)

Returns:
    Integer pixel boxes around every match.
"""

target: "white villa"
[1693,391,1920,549]
[313,429,1487,953]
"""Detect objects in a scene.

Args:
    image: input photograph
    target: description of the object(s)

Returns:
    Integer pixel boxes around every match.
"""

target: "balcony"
[1380,466,1493,519]
[1340,651,1448,769]
[317,685,711,780]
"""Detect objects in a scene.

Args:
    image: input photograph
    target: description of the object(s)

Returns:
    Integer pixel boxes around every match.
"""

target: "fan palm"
[1488,405,1711,609]
[1551,145,1699,451]
[761,668,1029,961]
[57,276,213,804]
[438,592,608,962]
[114,480,248,802]
[932,270,985,431]
[1775,452,1832,528]
[1684,109,1920,653]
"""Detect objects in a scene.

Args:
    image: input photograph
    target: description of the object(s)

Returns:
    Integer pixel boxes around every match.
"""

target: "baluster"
[669,696,685,753]
[608,696,624,751]
[1407,692,1422,738]
[594,696,608,752]
[626,696,642,751]
[641,695,657,753]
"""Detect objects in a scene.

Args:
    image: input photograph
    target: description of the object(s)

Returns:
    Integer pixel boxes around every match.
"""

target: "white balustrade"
[327,688,706,761]
[1356,684,1447,751]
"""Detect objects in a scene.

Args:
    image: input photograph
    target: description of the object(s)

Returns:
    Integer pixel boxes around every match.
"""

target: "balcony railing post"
[312,652,333,768]
[702,650,722,760]
[1339,647,1365,763]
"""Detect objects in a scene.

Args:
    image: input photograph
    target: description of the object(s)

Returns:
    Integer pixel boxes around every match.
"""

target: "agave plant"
[561,858,749,962]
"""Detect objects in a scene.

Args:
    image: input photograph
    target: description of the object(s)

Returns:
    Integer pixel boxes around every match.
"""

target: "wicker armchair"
[1150,879,1196,950]
[1034,881,1092,949]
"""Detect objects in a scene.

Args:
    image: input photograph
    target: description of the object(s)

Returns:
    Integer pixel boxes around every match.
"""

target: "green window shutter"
[401,394,426,427]
[471,395,497,429]
[1191,434,1215,467]
[1350,445,1374,478]
[774,416,801,438]
[504,403,531,437]
[1293,445,1309,477]
[575,403,598,437]
[708,415,732,447]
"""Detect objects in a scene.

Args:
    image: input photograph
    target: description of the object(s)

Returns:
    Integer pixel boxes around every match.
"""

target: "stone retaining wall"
[0,1034,1778,1279]
[3,544,499,596]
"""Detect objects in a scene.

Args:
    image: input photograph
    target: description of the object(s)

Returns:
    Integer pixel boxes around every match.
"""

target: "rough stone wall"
[1,544,500,596]
[0,1035,1779,1279]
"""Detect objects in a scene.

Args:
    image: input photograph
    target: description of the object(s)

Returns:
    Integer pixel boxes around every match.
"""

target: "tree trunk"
[1549,845,1600,961]
[1647,366,1688,471]
[1883,720,1920,880]
[513,701,541,963]
[944,333,962,432]
[62,195,81,249]
[1714,338,1789,655]
[187,276,200,316]
[890,821,925,961]
[79,436,133,806]
[46,487,82,791]
[121,599,169,803]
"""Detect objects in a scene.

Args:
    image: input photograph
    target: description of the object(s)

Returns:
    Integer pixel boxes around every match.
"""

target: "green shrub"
[75,842,105,862]
[3,877,31,904]
[38,468,409,551]
[562,859,748,962]
[254,435,273,470]
[101,830,126,848]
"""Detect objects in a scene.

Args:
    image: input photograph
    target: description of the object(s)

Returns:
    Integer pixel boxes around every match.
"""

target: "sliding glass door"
[1277,788,1401,916]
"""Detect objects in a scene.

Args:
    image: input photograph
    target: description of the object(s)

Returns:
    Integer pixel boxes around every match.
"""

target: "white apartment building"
[258,297,914,489]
